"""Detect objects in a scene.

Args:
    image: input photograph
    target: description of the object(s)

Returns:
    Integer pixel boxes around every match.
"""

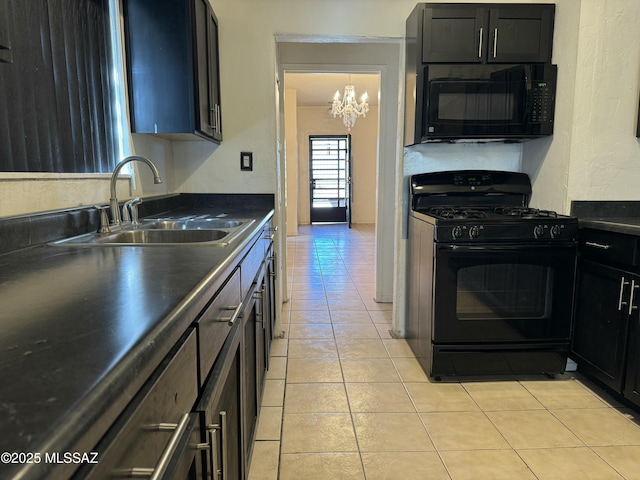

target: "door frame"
[276,38,402,316]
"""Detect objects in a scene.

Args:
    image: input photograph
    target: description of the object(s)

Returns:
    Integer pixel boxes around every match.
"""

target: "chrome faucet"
[109,156,162,226]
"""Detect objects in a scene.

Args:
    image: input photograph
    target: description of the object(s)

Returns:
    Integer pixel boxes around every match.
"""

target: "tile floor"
[247,223,640,480]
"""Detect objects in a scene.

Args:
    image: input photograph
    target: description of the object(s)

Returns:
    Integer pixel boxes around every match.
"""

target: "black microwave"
[406,64,557,144]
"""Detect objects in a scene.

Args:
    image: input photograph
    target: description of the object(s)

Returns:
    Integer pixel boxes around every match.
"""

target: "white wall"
[294,105,378,226]
[284,88,299,236]
[565,0,640,202]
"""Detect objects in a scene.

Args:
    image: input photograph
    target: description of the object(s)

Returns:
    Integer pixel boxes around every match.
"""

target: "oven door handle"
[438,243,576,252]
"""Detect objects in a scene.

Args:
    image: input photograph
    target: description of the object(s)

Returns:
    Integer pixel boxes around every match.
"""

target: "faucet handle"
[94,205,111,233]
[121,203,132,224]
[124,197,143,226]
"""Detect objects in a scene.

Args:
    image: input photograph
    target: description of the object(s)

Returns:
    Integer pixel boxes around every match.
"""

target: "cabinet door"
[624,313,640,408]
[198,322,243,480]
[207,8,222,142]
[255,267,269,390]
[422,5,487,63]
[194,0,222,142]
[206,347,242,480]
[572,260,631,393]
[487,5,554,63]
[124,0,193,135]
[242,294,259,467]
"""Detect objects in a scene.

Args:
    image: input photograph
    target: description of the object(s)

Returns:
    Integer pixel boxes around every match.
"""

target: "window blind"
[0,0,117,173]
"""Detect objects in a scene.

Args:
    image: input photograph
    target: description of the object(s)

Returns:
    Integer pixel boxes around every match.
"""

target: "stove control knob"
[468,226,480,239]
[533,225,545,239]
[550,225,562,238]
[451,226,463,239]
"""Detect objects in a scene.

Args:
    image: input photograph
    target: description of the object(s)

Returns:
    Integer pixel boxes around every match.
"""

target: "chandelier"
[330,84,369,130]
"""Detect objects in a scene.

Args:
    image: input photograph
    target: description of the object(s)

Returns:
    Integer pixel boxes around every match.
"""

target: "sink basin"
[140,219,245,230]
[96,229,228,244]
[50,216,255,247]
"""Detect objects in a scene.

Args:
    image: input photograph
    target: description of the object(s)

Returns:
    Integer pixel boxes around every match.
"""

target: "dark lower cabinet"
[197,321,243,480]
[242,290,259,469]
[572,260,633,393]
[241,264,270,473]
[74,217,275,480]
[74,331,199,479]
[574,228,640,410]
[624,313,640,408]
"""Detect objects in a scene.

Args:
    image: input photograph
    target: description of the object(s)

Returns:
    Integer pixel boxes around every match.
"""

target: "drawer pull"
[124,413,190,479]
[215,303,243,325]
[585,241,612,250]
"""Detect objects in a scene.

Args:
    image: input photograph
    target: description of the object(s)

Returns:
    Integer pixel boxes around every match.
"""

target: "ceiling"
[284,73,380,107]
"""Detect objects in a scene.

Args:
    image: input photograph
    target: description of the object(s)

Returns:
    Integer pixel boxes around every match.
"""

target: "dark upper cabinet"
[194,0,222,142]
[421,5,487,63]
[419,3,554,64]
[123,0,222,143]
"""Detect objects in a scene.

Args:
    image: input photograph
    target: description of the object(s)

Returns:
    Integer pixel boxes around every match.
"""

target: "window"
[0,0,121,173]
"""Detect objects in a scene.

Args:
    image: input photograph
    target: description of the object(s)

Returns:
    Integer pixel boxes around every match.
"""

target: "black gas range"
[407,170,578,379]
[410,170,578,243]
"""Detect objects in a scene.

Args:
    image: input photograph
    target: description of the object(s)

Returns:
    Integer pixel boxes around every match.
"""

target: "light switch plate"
[240,152,253,171]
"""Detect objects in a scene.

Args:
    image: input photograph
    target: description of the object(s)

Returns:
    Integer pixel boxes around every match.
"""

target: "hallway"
[248,224,640,479]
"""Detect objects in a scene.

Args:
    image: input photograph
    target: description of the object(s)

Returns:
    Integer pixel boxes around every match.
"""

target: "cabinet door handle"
[207,423,221,479]
[630,280,639,316]
[125,413,191,479]
[493,28,498,58]
[585,241,612,250]
[478,27,483,58]
[215,303,243,325]
[210,104,221,134]
[619,277,630,311]
[220,411,228,480]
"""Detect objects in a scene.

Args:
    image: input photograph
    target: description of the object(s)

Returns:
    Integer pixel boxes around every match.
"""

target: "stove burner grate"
[494,207,559,219]
[429,208,487,220]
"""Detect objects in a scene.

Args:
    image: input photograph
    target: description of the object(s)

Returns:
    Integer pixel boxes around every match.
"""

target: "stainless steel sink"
[50,216,255,247]
[97,229,228,244]
[139,219,245,230]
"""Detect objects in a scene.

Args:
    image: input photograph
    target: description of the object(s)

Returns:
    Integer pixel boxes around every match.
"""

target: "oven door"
[433,242,576,344]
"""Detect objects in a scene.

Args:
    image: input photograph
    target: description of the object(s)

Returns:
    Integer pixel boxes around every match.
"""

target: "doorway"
[277,39,402,309]
[309,135,351,225]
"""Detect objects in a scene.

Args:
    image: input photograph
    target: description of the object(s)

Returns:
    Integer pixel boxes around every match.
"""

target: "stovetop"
[410,171,578,243]
[413,206,578,243]
[425,206,564,221]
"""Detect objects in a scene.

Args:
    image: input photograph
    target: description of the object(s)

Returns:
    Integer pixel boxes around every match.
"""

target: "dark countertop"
[577,217,640,236]
[0,195,273,479]
[572,200,640,236]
